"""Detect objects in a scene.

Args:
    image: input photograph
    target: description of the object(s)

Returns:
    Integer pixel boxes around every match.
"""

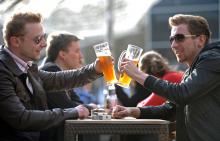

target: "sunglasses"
[32,33,47,45]
[169,34,198,44]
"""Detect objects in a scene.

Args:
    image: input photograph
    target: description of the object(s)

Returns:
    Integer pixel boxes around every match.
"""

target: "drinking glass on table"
[93,42,117,85]
[117,44,143,88]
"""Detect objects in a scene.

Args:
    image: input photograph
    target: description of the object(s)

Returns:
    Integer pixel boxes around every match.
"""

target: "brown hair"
[169,14,211,44]
[3,12,42,46]
[46,31,80,62]
[139,51,170,77]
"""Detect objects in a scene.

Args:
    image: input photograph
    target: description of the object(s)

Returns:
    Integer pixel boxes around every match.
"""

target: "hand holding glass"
[93,42,117,85]
[117,44,143,88]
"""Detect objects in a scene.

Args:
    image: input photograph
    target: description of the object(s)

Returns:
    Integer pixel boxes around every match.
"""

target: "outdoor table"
[64,118,170,141]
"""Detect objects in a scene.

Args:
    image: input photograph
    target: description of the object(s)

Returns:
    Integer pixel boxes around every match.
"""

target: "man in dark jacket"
[0,12,102,141]
[112,14,220,141]
[40,31,94,109]
[40,31,98,141]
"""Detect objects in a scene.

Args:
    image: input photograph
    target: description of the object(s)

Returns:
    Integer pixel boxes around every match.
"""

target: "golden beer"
[98,55,117,85]
[117,60,138,88]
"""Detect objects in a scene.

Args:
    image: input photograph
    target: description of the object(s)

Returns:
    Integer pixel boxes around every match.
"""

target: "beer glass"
[93,42,117,85]
[117,44,143,88]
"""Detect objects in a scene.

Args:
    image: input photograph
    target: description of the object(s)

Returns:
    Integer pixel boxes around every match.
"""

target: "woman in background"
[115,50,183,107]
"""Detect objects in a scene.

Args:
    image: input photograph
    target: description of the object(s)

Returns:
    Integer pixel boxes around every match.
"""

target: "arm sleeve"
[137,72,183,107]
[0,65,79,131]
[41,64,83,109]
[143,58,220,105]
[40,63,103,91]
[139,102,176,121]
[115,82,152,107]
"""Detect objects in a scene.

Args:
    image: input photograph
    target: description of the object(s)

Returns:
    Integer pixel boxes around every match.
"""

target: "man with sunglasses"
[0,12,103,141]
[112,14,220,141]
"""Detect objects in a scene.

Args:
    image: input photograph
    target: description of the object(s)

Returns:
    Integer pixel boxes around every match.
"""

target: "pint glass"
[117,44,143,88]
[93,42,117,85]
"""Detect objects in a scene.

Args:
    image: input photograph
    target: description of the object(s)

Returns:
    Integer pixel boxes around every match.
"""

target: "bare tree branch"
[5,0,23,12]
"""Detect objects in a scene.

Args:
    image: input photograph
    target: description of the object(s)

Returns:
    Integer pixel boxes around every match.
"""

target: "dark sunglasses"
[33,33,47,45]
[169,34,198,44]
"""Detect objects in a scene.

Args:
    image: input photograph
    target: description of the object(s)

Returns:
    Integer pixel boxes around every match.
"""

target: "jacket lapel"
[28,64,48,110]
[0,47,48,110]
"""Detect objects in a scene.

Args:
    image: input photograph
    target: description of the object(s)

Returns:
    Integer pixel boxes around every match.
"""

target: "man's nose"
[40,42,47,49]
[80,52,83,58]
[170,40,178,49]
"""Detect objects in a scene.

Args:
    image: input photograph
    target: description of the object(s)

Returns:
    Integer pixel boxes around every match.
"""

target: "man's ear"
[197,35,207,48]
[9,36,20,48]
[58,50,66,60]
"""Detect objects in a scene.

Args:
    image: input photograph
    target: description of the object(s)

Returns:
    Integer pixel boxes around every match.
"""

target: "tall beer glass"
[117,44,143,88]
[93,42,117,85]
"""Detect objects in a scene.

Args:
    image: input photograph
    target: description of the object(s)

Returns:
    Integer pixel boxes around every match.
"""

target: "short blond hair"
[3,12,42,46]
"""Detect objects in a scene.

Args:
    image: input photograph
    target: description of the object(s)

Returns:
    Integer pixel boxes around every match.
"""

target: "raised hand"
[119,58,148,86]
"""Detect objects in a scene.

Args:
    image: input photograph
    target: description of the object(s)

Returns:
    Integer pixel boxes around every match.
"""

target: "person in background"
[0,11,102,141]
[113,14,220,141]
[115,51,183,107]
[75,83,97,104]
[40,31,98,141]
[40,31,97,109]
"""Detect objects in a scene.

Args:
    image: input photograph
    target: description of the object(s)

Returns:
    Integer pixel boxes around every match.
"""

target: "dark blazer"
[40,62,83,109]
[0,47,102,141]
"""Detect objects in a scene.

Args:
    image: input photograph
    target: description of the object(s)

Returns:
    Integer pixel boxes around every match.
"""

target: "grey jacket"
[0,47,102,141]
[140,41,220,141]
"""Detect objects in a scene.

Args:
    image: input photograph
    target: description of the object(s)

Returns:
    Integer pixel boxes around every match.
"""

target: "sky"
[0,0,160,37]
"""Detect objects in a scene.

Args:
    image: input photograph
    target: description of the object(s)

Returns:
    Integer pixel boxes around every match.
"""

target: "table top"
[65,118,170,125]
[65,118,170,141]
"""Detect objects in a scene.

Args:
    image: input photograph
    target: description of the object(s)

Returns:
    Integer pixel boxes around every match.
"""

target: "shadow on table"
[79,134,158,141]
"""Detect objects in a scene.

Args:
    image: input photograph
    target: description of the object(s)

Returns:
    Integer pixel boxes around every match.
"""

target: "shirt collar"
[4,48,32,73]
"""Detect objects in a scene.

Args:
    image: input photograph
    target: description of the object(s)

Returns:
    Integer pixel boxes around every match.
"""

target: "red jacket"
[137,71,183,107]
